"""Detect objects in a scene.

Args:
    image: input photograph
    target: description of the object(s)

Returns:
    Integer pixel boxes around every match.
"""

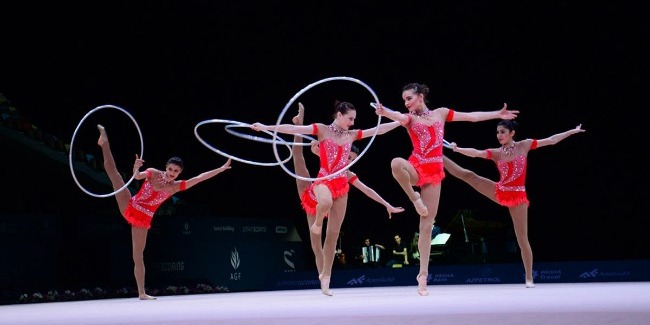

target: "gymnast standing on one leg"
[374,82,519,296]
[97,124,232,300]
[252,101,399,295]
[290,103,403,294]
[444,120,585,288]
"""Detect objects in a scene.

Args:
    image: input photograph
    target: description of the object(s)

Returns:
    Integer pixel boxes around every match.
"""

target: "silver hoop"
[195,119,294,166]
[224,123,317,146]
[273,76,382,182]
[69,104,144,198]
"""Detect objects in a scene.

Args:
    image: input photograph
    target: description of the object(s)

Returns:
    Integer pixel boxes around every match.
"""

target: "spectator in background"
[410,232,420,264]
[359,237,385,268]
[431,223,442,240]
[386,234,409,267]
[334,248,351,269]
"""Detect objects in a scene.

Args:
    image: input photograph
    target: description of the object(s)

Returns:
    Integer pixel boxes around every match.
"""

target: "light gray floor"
[1,282,649,325]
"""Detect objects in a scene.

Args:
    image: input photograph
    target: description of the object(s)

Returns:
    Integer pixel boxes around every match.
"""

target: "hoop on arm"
[194,118,294,167]
[272,76,382,182]
[69,104,144,198]
[224,123,317,146]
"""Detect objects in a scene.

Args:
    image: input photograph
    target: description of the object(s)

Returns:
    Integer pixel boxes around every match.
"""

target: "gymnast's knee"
[390,158,408,171]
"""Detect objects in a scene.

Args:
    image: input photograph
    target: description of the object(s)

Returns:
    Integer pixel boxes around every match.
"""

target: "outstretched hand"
[573,124,586,133]
[250,123,266,131]
[374,102,388,117]
[498,103,519,120]
[387,206,405,219]
[220,158,233,171]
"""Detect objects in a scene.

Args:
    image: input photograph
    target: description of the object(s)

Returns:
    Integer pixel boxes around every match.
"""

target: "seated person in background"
[334,248,350,269]
[431,223,442,240]
[359,237,385,268]
[386,234,409,267]
[410,232,420,264]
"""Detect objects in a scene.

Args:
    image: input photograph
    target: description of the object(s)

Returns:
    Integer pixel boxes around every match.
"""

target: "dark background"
[2,1,648,293]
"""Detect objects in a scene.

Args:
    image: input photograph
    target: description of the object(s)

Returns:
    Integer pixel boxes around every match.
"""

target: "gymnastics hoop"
[224,123,317,146]
[273,76,382,182]
[194,119,294,166]
[69,104,144,198]
[371,102,453,149]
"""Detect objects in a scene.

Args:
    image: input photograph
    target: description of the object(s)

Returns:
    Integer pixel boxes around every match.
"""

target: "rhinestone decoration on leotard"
[500,143,516,156]
[328,123,349,138]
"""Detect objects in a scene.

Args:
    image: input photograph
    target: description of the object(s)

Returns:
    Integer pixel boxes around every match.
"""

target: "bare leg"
[444,156,534,287]
[311,184,333,235]
[131,227,155,300]
[305,214,324,275]
[319,195,347,296]
[443,156,498,203]
[97,125,132,213]
[415,183,441,296]
[291,107,324,275]
[509,204,535,287]
[390,158,428,216]
[292,106,310,196]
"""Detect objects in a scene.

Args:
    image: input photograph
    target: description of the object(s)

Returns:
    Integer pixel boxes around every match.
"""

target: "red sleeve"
[348,175,359,184]
[446,109,455,122]
[179,180,187,191]
[530,139,538,150]
[485,150,492,159]
[356,129,362,140]
[311,124,318,135]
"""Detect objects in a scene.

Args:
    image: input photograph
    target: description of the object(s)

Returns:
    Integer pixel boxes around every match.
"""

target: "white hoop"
[224,123,317,146]
[69,104,144,198]
[273,76,382,182]
[194,119,294,166]
[371,102,453,149]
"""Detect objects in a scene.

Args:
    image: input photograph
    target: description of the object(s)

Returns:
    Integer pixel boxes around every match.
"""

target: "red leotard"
[301,173,359,216]
[124,177,187,229]
[299,123,362,215]
[406,110,454,187]
[485,139,538,207]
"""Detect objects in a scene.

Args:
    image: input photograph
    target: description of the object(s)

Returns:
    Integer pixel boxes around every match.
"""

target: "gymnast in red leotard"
[374,82,519,296]
[288,103,403,295]
[97,125,232,300]
[252,100,400,296]
[444,119,585,288]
